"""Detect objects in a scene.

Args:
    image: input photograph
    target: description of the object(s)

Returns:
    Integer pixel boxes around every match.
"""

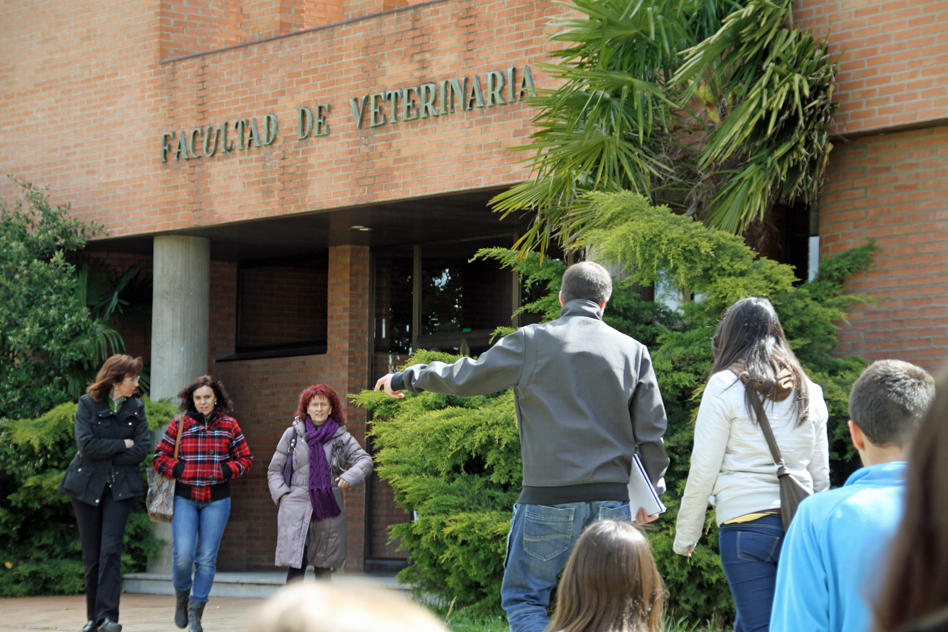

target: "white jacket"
[673,370,830,555]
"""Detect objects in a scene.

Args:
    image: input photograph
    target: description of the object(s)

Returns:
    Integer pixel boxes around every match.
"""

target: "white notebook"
[628,454,666,519]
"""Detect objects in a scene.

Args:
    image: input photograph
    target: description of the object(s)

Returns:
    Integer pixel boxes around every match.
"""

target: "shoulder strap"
[746,387,784,466]
[173,416,185,460]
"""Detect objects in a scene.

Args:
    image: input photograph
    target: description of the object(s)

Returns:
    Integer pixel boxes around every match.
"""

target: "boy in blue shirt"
[770,360,935,632]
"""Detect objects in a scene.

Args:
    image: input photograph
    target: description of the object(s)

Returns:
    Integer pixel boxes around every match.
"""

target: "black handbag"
[282,427,298,488]
[746,387,812,530]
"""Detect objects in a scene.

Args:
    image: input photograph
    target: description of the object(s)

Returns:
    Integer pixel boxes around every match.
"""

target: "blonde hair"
[547,520,664,632]
[247,582,448,632]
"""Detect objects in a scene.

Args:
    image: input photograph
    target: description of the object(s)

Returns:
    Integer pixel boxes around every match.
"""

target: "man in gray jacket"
[375,261,669,632]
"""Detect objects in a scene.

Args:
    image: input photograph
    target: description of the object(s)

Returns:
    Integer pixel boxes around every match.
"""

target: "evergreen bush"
[0,397,178,597]
[0,177,130,418]
[359,192,875,621]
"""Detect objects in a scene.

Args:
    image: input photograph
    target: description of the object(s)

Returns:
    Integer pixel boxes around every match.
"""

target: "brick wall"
[0,0,567,238]
[210,244,373,571]
[795,0,948,134]
[819,125,948,370]
[238,262,329,347]
[159,0,244,59]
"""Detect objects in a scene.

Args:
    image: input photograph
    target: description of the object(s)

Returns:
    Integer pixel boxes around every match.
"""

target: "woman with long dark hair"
[673,297,830,632]
[152,376,253,632]
[267,384,372,582]
[58,354,151,632]
[872,373,948,632]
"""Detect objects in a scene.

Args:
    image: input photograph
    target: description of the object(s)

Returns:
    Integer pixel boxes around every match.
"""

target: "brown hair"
[547,520,664,632]
[873,371,947,632]
[177,375,234,415]
[849,360,935,448]
[86,354,143,402]
[710,297,809,426]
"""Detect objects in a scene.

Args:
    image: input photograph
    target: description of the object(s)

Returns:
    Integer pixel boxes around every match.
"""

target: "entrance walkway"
[0,574,411,631]
[0,593,261,632]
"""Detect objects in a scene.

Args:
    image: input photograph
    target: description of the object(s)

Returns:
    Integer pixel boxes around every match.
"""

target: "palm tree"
[492,0,838,254]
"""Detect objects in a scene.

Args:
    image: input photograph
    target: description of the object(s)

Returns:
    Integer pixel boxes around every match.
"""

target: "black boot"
[174,590,190,628]
[80,621,97,632]
[187,599,206,632]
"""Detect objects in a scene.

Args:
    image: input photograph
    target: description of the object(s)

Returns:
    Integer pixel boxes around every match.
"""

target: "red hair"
[295,384,346,426]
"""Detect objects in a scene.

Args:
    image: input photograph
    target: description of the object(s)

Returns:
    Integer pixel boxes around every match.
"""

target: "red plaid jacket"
[153,411,253,503]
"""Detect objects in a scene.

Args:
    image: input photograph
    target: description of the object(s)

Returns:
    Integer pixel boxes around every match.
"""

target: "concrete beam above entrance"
[85,187,532,262]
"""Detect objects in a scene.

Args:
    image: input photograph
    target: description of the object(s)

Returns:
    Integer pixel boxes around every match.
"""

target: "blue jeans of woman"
[719,514,785,632]
[171,496,231,603]
[501,500,632,632]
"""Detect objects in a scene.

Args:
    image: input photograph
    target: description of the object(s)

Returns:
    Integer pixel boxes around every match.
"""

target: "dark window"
[234,253,329,358]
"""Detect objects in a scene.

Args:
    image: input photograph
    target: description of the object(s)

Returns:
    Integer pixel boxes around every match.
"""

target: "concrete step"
[122,571,409,599]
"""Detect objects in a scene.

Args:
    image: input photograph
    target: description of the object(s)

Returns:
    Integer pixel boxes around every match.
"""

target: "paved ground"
[0,594,265,632]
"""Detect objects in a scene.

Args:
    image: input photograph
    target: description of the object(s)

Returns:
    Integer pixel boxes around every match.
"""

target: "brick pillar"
[304,0,344,26]
[344,0,408,21]
[327,243,371,571]
[244,0,307,39]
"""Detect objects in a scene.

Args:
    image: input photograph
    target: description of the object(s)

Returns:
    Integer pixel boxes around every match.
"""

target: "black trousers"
[71,490,133,623]
[285,542,331,583]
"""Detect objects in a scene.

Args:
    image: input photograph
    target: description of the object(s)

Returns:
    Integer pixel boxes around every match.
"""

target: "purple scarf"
[305,416,342,521]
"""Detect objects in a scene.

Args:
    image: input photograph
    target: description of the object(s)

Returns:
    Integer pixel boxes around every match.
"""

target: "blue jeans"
[501,501,632,632]
[171,496,231,603]
[719,514,785,632]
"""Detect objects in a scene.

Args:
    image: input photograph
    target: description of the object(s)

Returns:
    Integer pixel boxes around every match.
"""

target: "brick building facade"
[3,0,946,573]
[796,0,948,369]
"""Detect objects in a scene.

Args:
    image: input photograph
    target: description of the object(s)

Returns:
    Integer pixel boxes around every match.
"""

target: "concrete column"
[147,235,211,573]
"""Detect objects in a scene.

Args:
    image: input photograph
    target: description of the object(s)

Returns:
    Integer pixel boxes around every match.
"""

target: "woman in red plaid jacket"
[153,376,253,632]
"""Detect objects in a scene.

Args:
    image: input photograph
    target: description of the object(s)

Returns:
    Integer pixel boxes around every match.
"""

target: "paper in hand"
[628,453,666,520]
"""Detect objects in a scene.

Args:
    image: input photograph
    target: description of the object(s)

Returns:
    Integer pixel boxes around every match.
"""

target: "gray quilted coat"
[267,418,373,570]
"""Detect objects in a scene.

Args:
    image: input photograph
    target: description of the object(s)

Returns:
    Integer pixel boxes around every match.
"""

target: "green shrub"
[359,193,875,621]
[0,396,178,596]
[356,353,521,612]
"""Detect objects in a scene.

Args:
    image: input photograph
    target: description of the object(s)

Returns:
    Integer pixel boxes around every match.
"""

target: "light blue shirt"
[770,462,907,632]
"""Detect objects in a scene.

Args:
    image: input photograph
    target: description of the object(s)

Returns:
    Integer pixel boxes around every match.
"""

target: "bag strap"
[172,415,185,461]
[746,387,785,467]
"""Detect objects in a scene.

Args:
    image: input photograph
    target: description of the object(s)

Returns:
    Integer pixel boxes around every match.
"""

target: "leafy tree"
[0,177,126,418]
[0,397,178,596]
[359,193,875,622]
[492,0,839,252]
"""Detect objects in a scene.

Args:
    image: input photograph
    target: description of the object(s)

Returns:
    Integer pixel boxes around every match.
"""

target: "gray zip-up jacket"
[391,299,669,505]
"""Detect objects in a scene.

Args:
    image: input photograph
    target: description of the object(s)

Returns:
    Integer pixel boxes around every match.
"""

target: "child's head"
[548,520,664,632]
[247,582,448,632]
[849,360,935,448]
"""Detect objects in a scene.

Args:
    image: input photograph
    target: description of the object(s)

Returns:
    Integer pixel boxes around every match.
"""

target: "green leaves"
[493,0,839,250]
[354,353,520,612]
[678,1,840,232]
[0,178,110,418]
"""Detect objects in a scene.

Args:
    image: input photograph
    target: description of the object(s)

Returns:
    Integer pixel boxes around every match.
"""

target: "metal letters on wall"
[160,65,536,163]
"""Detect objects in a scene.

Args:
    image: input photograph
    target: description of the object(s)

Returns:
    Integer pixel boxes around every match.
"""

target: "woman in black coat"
[58,355,151,632]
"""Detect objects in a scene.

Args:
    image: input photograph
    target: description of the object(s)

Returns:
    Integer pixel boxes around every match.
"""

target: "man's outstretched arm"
[375,329,527,399]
